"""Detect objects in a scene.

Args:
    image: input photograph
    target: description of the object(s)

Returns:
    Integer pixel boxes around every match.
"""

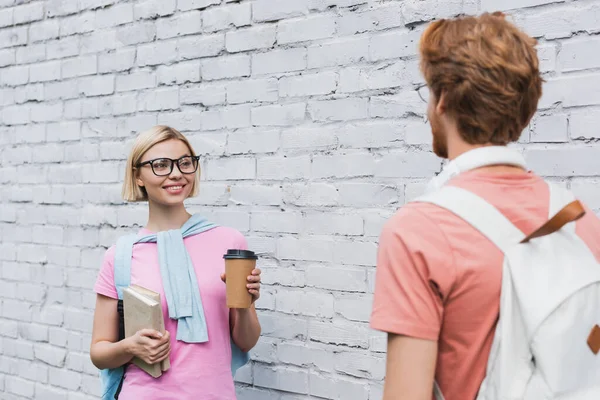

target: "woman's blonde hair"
[122,125,200,202]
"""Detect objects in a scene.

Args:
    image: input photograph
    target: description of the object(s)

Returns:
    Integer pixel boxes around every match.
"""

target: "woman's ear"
[134,168,144,188]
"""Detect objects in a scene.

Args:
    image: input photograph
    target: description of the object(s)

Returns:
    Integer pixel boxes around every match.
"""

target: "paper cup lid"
[223,249,258,260]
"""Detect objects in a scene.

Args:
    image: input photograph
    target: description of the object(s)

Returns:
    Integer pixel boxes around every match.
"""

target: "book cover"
[123,285,171,378]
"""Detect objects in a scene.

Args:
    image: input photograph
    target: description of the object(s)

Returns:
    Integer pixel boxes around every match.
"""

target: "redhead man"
[370,12,600,400]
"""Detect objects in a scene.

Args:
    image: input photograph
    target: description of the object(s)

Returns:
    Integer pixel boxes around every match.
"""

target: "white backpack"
[418,182,600,400]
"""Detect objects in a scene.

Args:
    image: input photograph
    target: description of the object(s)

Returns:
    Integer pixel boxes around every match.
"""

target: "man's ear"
[435,90,448,115]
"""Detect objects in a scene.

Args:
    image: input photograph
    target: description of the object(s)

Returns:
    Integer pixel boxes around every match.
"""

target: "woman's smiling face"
[135,139,198,207]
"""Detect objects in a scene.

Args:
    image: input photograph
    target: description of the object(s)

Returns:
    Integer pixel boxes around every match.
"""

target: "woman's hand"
[125,329,171,365]
[221,268,262,303]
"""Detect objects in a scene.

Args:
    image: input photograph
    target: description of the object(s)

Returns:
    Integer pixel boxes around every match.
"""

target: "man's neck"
[145,202,192,232]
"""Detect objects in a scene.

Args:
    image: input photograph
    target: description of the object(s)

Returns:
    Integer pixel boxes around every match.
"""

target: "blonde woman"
[90,126,261,400]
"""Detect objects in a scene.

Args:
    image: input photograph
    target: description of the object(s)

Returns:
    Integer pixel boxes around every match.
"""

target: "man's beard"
[430,114,448,159]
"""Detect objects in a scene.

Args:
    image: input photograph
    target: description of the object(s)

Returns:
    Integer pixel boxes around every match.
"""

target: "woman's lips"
[163,184,185,195]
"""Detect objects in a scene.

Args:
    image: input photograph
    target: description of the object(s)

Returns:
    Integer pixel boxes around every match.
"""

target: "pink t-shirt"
[370,170,600,400]
[94,226,248,400]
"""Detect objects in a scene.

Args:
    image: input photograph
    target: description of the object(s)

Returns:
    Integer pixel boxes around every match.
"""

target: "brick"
[181,83,226,106]
[516,3,600,40]
[537,43,556,73]
[340,62,406,92]
[375,151,441,178]
[227,78,278,104]
[251,211,301,234]
[0,65,28,86]
[337,2,404,35]
[252,48,306,76]
[336,120,402,149]
[570,109,600,140]
[206,157,255,180]
[309,98,368,122]
[279,72,337,97]
[559,36,600,72]
[157,62,201,85]
[526,147,600,177]
[309,320,369,347]
[334,293,373,322]
[80,29,118,54]
[136,39,178,66]
[303,212,363,236]
[201,54,250,80]
[253,0,309,22]
[98,48,136,73]
[59,12,95,36]
[30,102,63,123]
[530,114,568,143]
[278,236,335,261]
[62,55,97,79]
[156,11,202,39]
[46,0,80,17]
[29,19,60,42]
[278,14,336,44]
[201,105,251,130]
[0,48,15,67]
[254,365,309,394]
[257,155,310,180]
[252,103,306,126]
[227,184,282,206]
[116,70,156,92]
[402,0,477,25]
[259,313,308,340]
[44,37,75,61]
[540,75,600,108]
[95,3,133,28]
[30,60,61,83]
[0,7,12,27]
[226,25,276,52]
[370,92,423,118]
[116,21,156,45]
[226,128,279,154]
[177,0,219,11]
[202,3,251,32]
[307,36,369,68]
[5,376,35,397]
[137,87,179,111]
[277,289,334,318]
[369,29,421,61]
[134,0,176,19]
[35,384,68,400]
[337,183,401,207]
[49,366,81,390]
[16,42,45,64]
[281,125,337,149]
[482,0,561,12]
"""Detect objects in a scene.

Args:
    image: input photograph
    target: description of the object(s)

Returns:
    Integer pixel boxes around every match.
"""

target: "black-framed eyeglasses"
[136,155,200,176]
[416,83,429,103]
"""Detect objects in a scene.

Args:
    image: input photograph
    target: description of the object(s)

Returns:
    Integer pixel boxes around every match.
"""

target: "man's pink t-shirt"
[371,170,600,400]
[94,226,248,400]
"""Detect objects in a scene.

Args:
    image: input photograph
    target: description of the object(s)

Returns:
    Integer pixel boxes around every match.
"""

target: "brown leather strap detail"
[587,324,600,355]
[520,200,586,244]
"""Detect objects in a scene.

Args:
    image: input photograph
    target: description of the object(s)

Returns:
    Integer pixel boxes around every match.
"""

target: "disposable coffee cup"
[223,249,258,309]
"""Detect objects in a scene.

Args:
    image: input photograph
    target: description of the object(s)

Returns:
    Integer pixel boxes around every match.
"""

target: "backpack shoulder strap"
[547,182,577,234]
[114,234,138,300]
[415,185,525,252]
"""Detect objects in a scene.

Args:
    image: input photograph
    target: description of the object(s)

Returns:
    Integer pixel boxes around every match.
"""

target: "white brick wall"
[1,0,599,399]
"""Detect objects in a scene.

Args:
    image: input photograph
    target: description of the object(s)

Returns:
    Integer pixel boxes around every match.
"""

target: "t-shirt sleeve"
[370,205,456,341]
[94,245,118,299]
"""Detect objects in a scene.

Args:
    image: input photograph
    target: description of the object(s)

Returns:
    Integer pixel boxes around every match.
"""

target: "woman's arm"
[90,294,171,370]
[230,306,261,352]
[90,294,134,370]
[226,267,262,352]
